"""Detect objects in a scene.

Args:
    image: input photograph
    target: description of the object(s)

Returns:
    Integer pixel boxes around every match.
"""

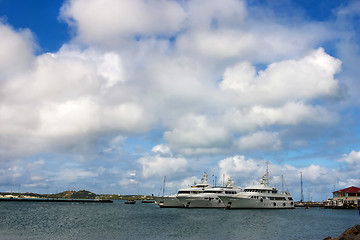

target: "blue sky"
[0,0,359,201]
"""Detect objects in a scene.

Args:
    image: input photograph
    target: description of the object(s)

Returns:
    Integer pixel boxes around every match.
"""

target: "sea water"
[0,201,359,240]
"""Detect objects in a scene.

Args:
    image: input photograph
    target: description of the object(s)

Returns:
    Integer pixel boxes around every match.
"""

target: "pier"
[295,201,359,209]
[0,198,113,203]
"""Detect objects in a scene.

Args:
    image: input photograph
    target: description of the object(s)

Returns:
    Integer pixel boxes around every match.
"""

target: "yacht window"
[178,191,190,194]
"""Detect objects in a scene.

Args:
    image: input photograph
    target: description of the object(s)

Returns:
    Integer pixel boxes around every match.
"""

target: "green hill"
[48,190,96,199]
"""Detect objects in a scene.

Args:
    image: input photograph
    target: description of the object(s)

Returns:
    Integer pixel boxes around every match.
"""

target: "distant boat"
[141,200,155,203]
[124,199,136,204]
[219,163,295,209]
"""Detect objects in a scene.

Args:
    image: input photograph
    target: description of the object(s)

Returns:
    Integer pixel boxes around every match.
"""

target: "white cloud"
[0,38,152,157]
[4,52,100,104]
[339,150,360,165]
[219,155,263,178]
[27,159,45,169]
[152,144,172,156]
[236,131,282,152]
[185,0,246,31]
[53,168,98,182]
[177,29,255,59]
[60,0,186,45]
[138,149,188,178]
[97,52,125,87]
[119,170,138,186]
[0,23,35,80]
[219,48,342,105]
[38,97,100,138]
[338,150,360,182]
[224,101,338,133]
[119,178,138,186]
[164,114,230,155]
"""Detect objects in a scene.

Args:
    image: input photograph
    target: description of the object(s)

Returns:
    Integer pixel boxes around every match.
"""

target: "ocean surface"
[0,200,359,240]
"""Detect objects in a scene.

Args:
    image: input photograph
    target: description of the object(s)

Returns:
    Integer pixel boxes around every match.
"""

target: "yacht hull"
[177,196,225,208]
[219,196,295,209]
[153,196,184,208]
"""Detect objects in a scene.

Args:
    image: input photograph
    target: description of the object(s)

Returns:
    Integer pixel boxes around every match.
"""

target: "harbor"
[1,199,359,240]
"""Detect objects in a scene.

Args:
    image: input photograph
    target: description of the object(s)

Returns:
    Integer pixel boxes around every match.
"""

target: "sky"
[0,0,359,201]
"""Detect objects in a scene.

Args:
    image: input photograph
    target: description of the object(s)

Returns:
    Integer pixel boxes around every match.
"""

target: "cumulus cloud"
[219,48,343,106]
[236,131,282,152]
[164,115,230,155]
[60,0,186,45]
[138,145,188,178]
[339,150,360,165]
[337,150,360,185]
[185,0,246,31]
[178,29,255,59]
[0,23,35,80]
[119,170,138,186]
[0,26,152,157]
[53,168,98,182]
[152,144,172,156]
[224,101,338,133]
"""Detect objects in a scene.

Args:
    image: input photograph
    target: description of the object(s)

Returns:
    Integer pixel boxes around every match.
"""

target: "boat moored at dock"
[177,177,242,208]
[219,164,295,209]
[154,172,212,208]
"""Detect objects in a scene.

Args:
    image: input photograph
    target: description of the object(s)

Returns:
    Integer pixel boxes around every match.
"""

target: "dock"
[0,198,113,203]
[295,201,359,209]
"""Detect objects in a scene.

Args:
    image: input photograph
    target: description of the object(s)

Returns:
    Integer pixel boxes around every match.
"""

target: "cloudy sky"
[0,0,359,201]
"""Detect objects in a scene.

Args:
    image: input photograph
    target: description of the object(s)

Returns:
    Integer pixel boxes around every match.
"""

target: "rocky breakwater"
[323,225,360,240]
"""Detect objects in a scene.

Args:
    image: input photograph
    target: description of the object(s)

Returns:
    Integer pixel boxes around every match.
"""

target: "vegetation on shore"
[0,190,154,200]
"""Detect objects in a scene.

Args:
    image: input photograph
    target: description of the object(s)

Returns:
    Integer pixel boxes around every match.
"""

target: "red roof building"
[332,186,360,206]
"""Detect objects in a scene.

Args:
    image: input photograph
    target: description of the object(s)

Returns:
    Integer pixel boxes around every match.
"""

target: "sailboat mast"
[162,176,166,197]
[300,171,304,202]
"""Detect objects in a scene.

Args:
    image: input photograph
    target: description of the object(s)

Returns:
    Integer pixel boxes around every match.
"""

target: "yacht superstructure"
[219,164,295,209]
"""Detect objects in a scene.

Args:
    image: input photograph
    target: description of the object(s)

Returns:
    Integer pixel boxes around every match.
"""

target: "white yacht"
[154,172,212,208]
[177,177,243,208]
[219,164,295,209]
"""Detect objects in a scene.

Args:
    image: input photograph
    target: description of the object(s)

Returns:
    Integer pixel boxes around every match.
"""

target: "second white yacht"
[218,164,295,209]
[177,177,243,208]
